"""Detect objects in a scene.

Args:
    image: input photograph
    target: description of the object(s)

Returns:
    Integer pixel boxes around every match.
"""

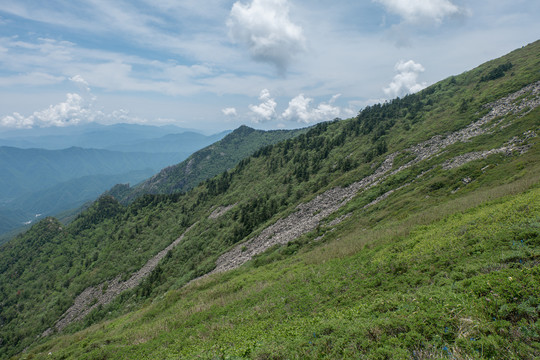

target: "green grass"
[23,183,540,359]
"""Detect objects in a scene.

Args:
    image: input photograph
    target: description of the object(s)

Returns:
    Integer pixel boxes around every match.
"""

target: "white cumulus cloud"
[0,113,34,129]
[227,0,306,74]
[0,75,152,129]
[374,0,464,24]
[0,75,102,128]
[246,90,351,125]
[222,107,238,116]
[282,93,342,124]
[0,92,98,129]
[69,74,91,92]
[383,60,427,98]
[249,89,277,122]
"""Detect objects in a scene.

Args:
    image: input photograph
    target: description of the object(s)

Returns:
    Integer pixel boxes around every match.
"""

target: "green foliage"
[69,195,125,234]
[480,62,514,82]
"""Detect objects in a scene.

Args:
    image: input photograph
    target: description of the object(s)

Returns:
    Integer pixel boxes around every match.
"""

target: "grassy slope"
[2,41,540,359]
[29,182,540,359]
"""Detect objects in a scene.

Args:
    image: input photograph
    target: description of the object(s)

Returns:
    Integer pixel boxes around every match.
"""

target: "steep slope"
[1,40,539,359]
[111,125,307,202]
[33,187,540,359]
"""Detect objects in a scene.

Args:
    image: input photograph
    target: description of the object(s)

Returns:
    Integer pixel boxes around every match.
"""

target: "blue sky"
[0,0,538,132]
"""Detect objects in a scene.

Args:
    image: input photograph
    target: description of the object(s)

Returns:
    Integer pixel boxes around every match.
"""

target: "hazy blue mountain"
[0,125,230,238]
[0,168,158,239]
[0,147,180,236]
[0,208,30,235]
[0,123,216,150]
[11,169,155,215]
[105,130,230,153]
[0,146,184,201]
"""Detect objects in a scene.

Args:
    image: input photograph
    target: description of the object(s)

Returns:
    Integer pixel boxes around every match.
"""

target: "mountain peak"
[233,124,256,134]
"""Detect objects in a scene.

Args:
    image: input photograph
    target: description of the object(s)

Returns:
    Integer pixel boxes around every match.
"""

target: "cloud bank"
[249,89,277,122]
[245,90,348,124]
[383,60,427,98]
[227,0,306,74]
[282,94,342,123]
[374,0,464,24]
[0,75,147,128]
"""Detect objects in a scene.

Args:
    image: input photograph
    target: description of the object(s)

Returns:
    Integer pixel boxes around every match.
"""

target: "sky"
[0,0,539,132]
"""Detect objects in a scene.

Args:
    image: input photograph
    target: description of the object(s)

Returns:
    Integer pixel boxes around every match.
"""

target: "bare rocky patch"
[204,81,540,278]
[442,130,537,170]
[208,204,237,219]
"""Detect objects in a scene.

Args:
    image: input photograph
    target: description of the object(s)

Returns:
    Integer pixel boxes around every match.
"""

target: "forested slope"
[109,125,307,203]
[1,40,539,359]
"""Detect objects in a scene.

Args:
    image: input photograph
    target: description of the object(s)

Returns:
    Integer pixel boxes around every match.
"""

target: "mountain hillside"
[1,41,539,359]
[110,125,307,203]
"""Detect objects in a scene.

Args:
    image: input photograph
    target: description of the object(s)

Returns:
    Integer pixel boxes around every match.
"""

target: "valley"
[0,126,230,239]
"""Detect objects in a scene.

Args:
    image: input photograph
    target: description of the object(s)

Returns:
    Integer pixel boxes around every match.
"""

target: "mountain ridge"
[108,125,308,203]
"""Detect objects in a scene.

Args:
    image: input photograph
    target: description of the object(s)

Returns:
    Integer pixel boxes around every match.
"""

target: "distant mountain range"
[0,123,229,236]
[0,123,228,152]
[0,146,178,202]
